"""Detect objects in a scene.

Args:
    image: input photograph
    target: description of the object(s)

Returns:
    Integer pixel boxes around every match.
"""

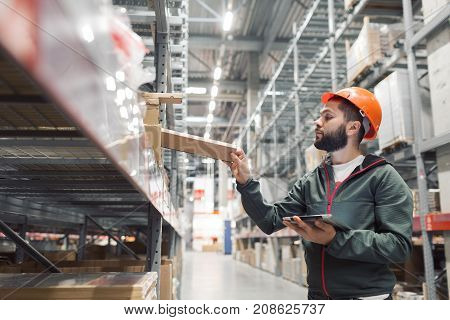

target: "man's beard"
[314,124,348,152]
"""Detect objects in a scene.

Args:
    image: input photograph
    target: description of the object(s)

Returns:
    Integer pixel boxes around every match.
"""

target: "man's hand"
[283,216,336,245]
[225,148,252,185]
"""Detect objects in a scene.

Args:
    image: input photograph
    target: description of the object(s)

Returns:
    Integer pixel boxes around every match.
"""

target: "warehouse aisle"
[181,251,308,300]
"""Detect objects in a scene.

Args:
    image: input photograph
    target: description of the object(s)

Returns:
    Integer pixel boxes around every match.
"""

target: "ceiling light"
[186,87,207,94]
[223,11,233,31]
[209,100,216,112]
[207,113,213,123]
[211,85,218,97]
[213,67,222,80]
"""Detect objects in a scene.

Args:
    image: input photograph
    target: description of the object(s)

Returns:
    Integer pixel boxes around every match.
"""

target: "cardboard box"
[160,128,237,162]
[374,70,433,151]
[201,243,222,252]
[42,250,77,262]
[160,260,173,300]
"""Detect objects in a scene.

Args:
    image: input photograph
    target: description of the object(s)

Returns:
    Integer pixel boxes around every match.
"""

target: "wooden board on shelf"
[0,272,157,300]
[160,128,237,162]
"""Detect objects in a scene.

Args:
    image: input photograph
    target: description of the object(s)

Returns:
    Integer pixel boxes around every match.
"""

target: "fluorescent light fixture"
[186,87,207,94]
[209,100,216,112]
[81,25,94,43]
[206,123,211,130]
[213,67,222,80]
[204,132,210,139]
[202,158,215,164]
[105,76,116,91]
[211,85,218,97]
[184,158,189,163]
[207,113,213,123]
[223,11,233,31]
[115,71,125,82]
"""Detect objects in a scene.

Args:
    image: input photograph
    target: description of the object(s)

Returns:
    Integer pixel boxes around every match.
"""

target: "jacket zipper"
[319,158,386,298]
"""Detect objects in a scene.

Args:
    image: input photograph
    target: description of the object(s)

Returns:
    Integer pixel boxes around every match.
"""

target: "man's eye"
[324,115,332,120]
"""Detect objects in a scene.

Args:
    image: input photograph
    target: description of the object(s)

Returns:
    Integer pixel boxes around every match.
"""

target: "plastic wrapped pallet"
[346,18,404,83]
[0,272,158,300]
[374,70,433,151]
[304,144,326,172]
[344,0,358,10]
[346,17,382,83]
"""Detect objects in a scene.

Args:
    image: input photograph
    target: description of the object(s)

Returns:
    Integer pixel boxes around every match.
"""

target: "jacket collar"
[322,153,389,171]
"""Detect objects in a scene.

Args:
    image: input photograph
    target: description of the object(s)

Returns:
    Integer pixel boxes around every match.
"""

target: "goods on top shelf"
[374,70,433,151]
[412,189,441,216]
[346,17,403,83]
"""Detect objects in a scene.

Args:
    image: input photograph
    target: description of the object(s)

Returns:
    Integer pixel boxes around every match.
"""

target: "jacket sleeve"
[326,165,413,264]
[236,177,307,235]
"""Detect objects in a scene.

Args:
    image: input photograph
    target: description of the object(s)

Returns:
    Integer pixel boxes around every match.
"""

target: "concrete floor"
[181,251,308,300]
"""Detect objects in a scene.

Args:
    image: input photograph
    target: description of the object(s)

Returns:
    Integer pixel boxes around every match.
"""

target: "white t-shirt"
[331,155,365,182]
[331,154,389,300]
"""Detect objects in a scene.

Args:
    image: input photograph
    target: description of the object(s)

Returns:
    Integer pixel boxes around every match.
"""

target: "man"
[228,87,413,300]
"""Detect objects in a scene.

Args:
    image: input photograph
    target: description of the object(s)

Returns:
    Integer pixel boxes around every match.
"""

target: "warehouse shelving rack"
[234,0,450,299]
[0,0,184,299]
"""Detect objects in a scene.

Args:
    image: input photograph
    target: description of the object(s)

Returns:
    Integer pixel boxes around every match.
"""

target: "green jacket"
[237,154,413,299]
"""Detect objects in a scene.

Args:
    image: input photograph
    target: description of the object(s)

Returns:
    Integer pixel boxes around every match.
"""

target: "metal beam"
[421,131,450,153]
[0,95,49,104]
[0,219,61,273]
[0,180,130,187]
[0,170,121,177]
[187,93,243,102]
[411,4,450,47]
[189,36,289,51]
[85,215,140,260]
[0,138,93,148]
[188,79,266,92]
[261,0,293,61]
[186,116,245,128]
[0,189,138,195]
[0,157,111,165]
[0,130,81,138]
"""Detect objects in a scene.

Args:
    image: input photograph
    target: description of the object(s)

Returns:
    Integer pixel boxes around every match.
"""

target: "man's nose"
[314,117,322,127]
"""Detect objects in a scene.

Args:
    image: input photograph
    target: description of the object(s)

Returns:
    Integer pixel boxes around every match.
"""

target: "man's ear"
[346,121,361,137]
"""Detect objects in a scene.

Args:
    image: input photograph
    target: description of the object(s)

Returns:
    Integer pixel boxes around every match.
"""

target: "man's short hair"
[331,96,365,144]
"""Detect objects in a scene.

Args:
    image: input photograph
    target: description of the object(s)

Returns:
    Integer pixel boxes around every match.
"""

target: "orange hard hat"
[321,87,382,140]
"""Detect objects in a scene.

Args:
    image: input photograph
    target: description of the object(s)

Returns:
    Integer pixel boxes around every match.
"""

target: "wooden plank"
[0,272,158,300]
[141,92,183,104]
[144,105,160,125]
[145,125,162,163]
[160,128,237,162]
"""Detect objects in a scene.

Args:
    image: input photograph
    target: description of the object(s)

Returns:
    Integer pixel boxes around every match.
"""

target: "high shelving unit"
[0,0,185,299]
[233,0,450,299]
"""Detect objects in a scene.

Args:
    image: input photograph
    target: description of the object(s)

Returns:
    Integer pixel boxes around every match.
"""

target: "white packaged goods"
[346,17,403,83]
[344,0,358,10]
[374,70,433,150]
[427,43,450,136]
[422,0,450,24]
[346,17,382,83]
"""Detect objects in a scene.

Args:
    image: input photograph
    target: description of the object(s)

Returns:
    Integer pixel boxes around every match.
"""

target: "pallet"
[381,139,411,154]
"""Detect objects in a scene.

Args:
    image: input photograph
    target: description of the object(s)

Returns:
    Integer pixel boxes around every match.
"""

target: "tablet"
[282,214,325,226]
[282,215,350,230]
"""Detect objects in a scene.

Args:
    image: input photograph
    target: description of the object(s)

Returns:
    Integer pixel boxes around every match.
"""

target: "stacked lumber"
[0,272,158,300]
